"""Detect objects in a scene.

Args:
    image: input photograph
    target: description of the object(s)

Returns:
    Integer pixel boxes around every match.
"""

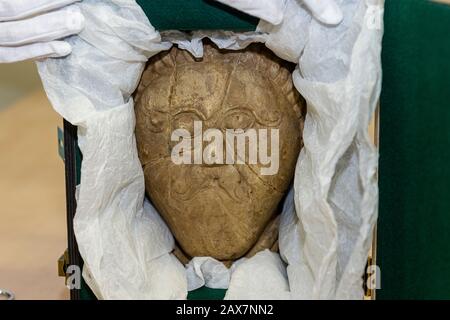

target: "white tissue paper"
[37,0,383,300]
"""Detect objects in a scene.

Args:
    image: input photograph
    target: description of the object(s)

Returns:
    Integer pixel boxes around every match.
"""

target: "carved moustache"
[170,164,252,203]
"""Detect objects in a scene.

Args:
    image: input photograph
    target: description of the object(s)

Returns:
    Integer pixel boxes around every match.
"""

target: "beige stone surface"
[136,43,305,262]
[0,90,68,300]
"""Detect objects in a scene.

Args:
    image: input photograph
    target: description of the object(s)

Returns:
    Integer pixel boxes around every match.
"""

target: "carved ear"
[135,48,177,103]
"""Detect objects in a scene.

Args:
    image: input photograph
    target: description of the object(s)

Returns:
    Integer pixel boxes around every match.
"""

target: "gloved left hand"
[0,0,85,63]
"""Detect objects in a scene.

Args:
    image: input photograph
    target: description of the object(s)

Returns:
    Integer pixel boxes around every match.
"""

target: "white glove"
[0,0,85,63]
[301,0,343,25]
[214,0,343,26]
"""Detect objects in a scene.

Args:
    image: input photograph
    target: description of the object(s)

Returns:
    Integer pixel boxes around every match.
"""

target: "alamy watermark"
[171,121,280,176]
[66,265,81,290]
[366,264,381,291]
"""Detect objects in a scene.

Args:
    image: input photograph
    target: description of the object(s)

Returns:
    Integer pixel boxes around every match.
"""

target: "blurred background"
[0,62,68,300]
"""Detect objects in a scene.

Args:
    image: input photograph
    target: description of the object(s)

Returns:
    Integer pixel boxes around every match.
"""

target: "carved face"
[135,43,305,261]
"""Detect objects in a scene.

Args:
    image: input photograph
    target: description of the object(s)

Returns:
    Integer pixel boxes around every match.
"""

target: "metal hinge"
[364,227,378,300]
[364,255,375,300]
[58,249,70,279]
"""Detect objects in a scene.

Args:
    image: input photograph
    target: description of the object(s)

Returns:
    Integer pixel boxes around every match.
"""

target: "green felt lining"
[136,0,259,31]
[378,0,450,299]
[188,287,227,300]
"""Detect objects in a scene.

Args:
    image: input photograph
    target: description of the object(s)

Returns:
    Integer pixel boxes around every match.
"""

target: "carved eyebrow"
[139,105,169,118]
[172,107,207,120]
[225,106,282,127]
[149,108,169,114]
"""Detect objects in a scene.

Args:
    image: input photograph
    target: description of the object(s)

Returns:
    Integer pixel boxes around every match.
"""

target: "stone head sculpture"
[135,42,305,264]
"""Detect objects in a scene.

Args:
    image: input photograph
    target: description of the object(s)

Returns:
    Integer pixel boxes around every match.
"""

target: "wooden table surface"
[0,89,68,300]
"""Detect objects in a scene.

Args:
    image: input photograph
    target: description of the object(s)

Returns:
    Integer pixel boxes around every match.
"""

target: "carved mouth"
[169,165,251,203]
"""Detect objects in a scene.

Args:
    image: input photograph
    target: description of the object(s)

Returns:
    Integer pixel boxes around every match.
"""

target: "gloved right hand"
[0,0,85,63]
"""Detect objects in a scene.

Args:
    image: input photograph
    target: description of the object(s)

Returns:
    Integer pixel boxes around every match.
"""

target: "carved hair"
[135,41,305,119]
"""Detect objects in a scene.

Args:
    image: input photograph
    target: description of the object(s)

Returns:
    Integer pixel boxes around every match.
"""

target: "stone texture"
[135,42,305,262]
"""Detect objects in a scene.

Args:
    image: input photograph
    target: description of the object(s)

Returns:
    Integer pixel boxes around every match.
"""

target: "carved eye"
[222,109,255,131]
[146,110,167,133]
[172,112,202,137]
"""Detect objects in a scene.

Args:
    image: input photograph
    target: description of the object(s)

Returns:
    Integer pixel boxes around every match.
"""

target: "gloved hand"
[301,0,343,25]
[0,0,85,63]
[214,0,343,26]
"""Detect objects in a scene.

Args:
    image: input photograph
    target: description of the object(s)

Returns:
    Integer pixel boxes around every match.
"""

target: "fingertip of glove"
[316,3,343,26]
[51,42,72,57]
[268,12,284,26]
[66,6,86,33]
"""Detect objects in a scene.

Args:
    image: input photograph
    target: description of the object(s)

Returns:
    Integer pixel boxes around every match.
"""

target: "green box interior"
[135,0,258,31]
[378,0,450,299]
